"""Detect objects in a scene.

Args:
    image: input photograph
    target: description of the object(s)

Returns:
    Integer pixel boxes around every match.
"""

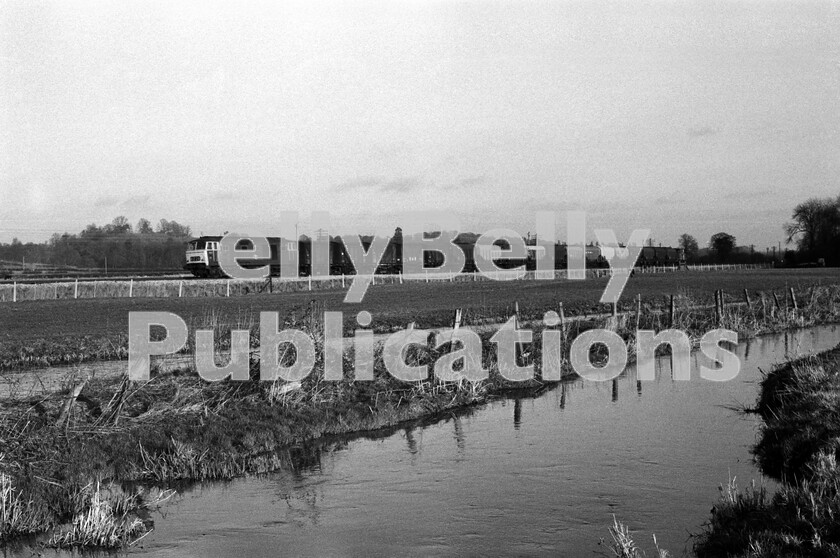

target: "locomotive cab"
[184,236,222,277]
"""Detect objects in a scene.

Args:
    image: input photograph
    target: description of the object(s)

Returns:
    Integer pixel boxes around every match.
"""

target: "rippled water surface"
[137,326,839,557]
[12,326,840,557]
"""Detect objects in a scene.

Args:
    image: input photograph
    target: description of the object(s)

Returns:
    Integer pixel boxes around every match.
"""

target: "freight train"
[184,234,684,278]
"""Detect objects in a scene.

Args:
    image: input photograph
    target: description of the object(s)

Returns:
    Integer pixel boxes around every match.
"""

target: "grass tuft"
[0,472,47,539]
[696,344,840,557]
[602,516,669,558]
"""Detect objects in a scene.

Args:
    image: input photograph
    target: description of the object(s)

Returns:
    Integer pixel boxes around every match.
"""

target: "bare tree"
[784,196,840,263]
[709,232,736,262]
[108,216,132,235]
[157,219,191,237]
[678,233,699,262]
[136,218,154,234]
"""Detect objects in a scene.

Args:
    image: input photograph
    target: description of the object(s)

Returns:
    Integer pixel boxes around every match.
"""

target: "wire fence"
[0,263,774,303]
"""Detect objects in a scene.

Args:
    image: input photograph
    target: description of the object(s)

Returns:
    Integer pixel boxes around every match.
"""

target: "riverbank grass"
[695,347,840,558]
[603,516,669,558]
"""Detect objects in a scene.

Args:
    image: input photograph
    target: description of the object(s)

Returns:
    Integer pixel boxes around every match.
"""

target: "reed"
[46,482,174,548]
[0,472,46,540]
[695,345,840,557]
[602,516,669,558]
[47,483,145,548]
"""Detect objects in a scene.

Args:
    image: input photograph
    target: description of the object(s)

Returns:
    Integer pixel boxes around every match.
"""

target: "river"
[121,326,837,557]
[4,326,838,557]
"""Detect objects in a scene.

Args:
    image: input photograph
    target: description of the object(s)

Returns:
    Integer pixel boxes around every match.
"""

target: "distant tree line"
[675,194,840,267]
[3,196,837,272]
[0,217,192,270]
[784,195,840,266]
[676,231,769,265]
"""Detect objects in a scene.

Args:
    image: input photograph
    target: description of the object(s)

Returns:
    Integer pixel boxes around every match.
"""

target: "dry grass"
[602,516,669,558]
[0,471,46,540]
[47,482,174,548]
[695,346,840,557]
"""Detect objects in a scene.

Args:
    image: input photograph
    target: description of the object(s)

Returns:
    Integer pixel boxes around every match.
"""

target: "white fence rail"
[0,263,774,303]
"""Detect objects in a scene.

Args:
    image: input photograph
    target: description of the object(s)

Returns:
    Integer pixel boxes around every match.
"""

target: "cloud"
[655,192,684,205]
[94,195,120,207]
[334,176,423,193]
[587,199,644,211]
[93,194,151,209]
[655,187,772,207]
[122,195,151,207]
[379,178,420,193]
[722,188,772,200]
[210,190,238,201]
[460,175,486,187]
[687,126,719,138]
[335,177,385,191]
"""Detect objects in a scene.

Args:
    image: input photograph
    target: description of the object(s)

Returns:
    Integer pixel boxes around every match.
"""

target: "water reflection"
[9,327,838,558]
[513,398,522,428]
[452,417,466,455]
[270,326,839,480]
[405,427,418,455]
[152,327,840,556]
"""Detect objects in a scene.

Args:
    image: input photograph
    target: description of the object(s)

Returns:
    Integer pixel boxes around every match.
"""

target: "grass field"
[2,268,839,344]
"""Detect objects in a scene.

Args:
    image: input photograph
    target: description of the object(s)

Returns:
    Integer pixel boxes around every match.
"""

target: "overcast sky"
[2,1,839,250]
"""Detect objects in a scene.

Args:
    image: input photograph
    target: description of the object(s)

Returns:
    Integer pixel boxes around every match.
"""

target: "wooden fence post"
[789,287,797,312]
[636,294,641,331]
[128,279,133,298]
[75,279,79,299]
[559,302,566,338]
[12,281,16,303]
[784,287,789,317]
[669,294,675,327]
[226,279,230,297]
[179,280,183,297]
[308,275,312,291]
[743,289,751,310]
[714,290,721,325]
